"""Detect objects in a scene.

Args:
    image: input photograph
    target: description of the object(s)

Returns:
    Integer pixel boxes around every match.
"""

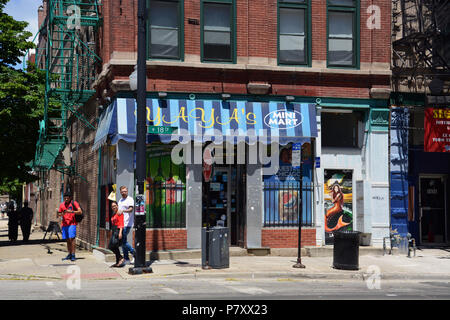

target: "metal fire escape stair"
[32,0,101,177]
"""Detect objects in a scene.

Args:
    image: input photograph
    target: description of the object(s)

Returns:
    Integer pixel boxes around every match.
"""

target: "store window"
[321,110,365,148]
[201,0,234,62]
[327,0,359,68]
[146,144,186,228]
[278,0,309,66]
[148,0,183,60]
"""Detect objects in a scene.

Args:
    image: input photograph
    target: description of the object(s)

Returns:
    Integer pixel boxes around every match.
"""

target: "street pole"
[129,0,152,275]
[293,159,305,268]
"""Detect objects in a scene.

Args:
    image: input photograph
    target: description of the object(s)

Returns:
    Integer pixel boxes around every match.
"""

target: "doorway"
[202,164,246,247]
[419,175,448,245]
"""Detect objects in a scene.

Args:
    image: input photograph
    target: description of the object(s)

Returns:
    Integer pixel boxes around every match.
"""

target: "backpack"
[72,201,84,223]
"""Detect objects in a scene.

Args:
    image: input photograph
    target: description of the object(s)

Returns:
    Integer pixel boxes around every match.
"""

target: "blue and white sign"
[264,110,303,130]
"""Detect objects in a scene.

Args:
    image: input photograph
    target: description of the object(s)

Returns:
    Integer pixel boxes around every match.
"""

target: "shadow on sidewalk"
[0,237,65,247]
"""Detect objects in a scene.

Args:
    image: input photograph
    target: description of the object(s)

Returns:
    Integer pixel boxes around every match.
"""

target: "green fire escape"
[33,0,101,177]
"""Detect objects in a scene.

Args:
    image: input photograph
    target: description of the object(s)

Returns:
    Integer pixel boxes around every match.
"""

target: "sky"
[4,0,42,67]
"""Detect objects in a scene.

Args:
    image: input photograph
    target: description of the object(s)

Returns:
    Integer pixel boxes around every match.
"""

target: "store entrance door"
[419,175,448,245]
[202,165,246,247]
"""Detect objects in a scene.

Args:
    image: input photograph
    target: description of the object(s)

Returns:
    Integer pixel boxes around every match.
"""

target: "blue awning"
[92,99,117,151]
[95,98,318,147]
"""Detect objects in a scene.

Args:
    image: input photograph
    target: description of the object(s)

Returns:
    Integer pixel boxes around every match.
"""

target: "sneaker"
[130,257,135,264]
[62,254,72,261]
[70,254,76,262]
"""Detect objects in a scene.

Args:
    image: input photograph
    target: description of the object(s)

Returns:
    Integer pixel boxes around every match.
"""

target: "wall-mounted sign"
[424,108,450,153]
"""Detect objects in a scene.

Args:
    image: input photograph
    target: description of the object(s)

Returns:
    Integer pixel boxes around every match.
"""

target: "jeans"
[122,226,135,260]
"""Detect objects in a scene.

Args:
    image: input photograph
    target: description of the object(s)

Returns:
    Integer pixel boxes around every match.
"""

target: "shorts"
[62,225,77,240]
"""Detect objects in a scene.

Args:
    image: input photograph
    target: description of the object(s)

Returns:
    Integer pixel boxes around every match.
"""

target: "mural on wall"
[324,169,353,244]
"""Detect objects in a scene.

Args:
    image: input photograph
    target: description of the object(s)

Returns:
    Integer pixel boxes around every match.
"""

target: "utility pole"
[129,0,152,275]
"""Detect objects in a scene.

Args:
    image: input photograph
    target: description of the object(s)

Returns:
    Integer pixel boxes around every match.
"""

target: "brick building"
[33,0,392,252]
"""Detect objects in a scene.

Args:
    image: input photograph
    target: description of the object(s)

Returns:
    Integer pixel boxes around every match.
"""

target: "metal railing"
[147,180,186,228]
[263,182,314,227]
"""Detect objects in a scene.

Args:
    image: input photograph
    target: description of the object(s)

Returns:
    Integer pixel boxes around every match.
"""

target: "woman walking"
[109,201,125,267]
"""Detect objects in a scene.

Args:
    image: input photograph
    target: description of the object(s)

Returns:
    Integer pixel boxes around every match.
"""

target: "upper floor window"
[201,0,235,62]
[148,0,183,60]
[278,0,310,66]
[327,0,359,68]
[321,109,365,148]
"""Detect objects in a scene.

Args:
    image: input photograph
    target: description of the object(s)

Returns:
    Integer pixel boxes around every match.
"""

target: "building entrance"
[419,175,448,245]
[202,164,246,247]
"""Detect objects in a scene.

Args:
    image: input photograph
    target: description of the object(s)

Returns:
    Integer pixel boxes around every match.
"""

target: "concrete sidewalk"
[1,217,450,281]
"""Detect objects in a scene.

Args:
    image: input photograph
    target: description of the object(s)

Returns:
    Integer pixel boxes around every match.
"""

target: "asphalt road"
[1,278,449,300]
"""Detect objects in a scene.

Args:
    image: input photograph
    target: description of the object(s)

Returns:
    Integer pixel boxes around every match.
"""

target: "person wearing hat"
[57,192,82,261]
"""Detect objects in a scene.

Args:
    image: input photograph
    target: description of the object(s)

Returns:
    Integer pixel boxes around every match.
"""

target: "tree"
[0,0,45,195]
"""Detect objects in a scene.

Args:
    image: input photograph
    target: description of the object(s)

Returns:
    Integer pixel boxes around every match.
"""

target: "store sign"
[264,110,303,129]
[424,108,450,153]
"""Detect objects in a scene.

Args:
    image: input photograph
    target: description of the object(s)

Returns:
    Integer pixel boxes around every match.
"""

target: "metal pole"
[129,0,152,275]
[293,159,305,268]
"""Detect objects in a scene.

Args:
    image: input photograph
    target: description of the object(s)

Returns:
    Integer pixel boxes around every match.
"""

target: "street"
[1,278,449,300]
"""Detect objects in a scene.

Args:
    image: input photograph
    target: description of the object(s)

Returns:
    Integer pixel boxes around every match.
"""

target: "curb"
[119,270,450,281]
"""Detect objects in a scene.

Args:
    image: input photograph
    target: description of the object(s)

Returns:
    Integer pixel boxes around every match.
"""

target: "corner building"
[34,0,392,251]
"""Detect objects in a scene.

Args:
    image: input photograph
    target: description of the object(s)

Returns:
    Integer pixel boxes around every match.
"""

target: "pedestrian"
[118,186,135,264]
[57,192,82,261]
[18,201,33,242]
[7,201,19,242]
[108,201,125,267]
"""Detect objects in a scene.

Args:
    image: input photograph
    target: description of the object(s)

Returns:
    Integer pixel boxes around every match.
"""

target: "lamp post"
[129,0,152,275]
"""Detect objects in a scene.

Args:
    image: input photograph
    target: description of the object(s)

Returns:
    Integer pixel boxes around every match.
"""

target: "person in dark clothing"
[19,201,33,242]
[7,202,19,242]
[108,201,125,267]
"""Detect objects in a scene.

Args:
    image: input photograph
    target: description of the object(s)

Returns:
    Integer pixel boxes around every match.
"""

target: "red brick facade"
[99,228,187,251]
[262,228,316,248]
[97,0,391,102]
[36,0,392,250]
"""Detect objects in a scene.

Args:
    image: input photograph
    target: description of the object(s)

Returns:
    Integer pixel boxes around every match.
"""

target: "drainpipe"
[95,141,102,247]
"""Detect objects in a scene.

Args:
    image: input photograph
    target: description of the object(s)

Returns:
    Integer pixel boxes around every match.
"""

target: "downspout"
[95,146,102,247]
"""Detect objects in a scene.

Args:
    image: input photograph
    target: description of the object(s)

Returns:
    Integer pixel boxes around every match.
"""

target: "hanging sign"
[203,147,213,182]
[424,108,450,153]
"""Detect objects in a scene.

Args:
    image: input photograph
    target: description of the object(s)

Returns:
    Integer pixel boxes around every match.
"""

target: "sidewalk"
[1,217,450,281]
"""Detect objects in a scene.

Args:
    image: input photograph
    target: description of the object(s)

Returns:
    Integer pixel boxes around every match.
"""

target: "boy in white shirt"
[118,186,136,264]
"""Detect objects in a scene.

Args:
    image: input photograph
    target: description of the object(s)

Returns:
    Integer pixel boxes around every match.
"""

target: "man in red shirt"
[57,192,82,261]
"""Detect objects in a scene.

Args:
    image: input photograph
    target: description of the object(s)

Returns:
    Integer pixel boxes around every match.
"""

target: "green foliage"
[0,0,45,193]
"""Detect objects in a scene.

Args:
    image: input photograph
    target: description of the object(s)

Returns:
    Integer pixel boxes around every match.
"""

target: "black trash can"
[202,227,229,269]
[332,230,361,270]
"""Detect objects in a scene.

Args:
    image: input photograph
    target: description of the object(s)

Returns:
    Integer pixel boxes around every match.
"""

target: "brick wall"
[99,228,187,251]
[99,0,391,101]
[100,0,391,64]
[262,228,317,248]
[71,98,99,247]
[145,229,187,251]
